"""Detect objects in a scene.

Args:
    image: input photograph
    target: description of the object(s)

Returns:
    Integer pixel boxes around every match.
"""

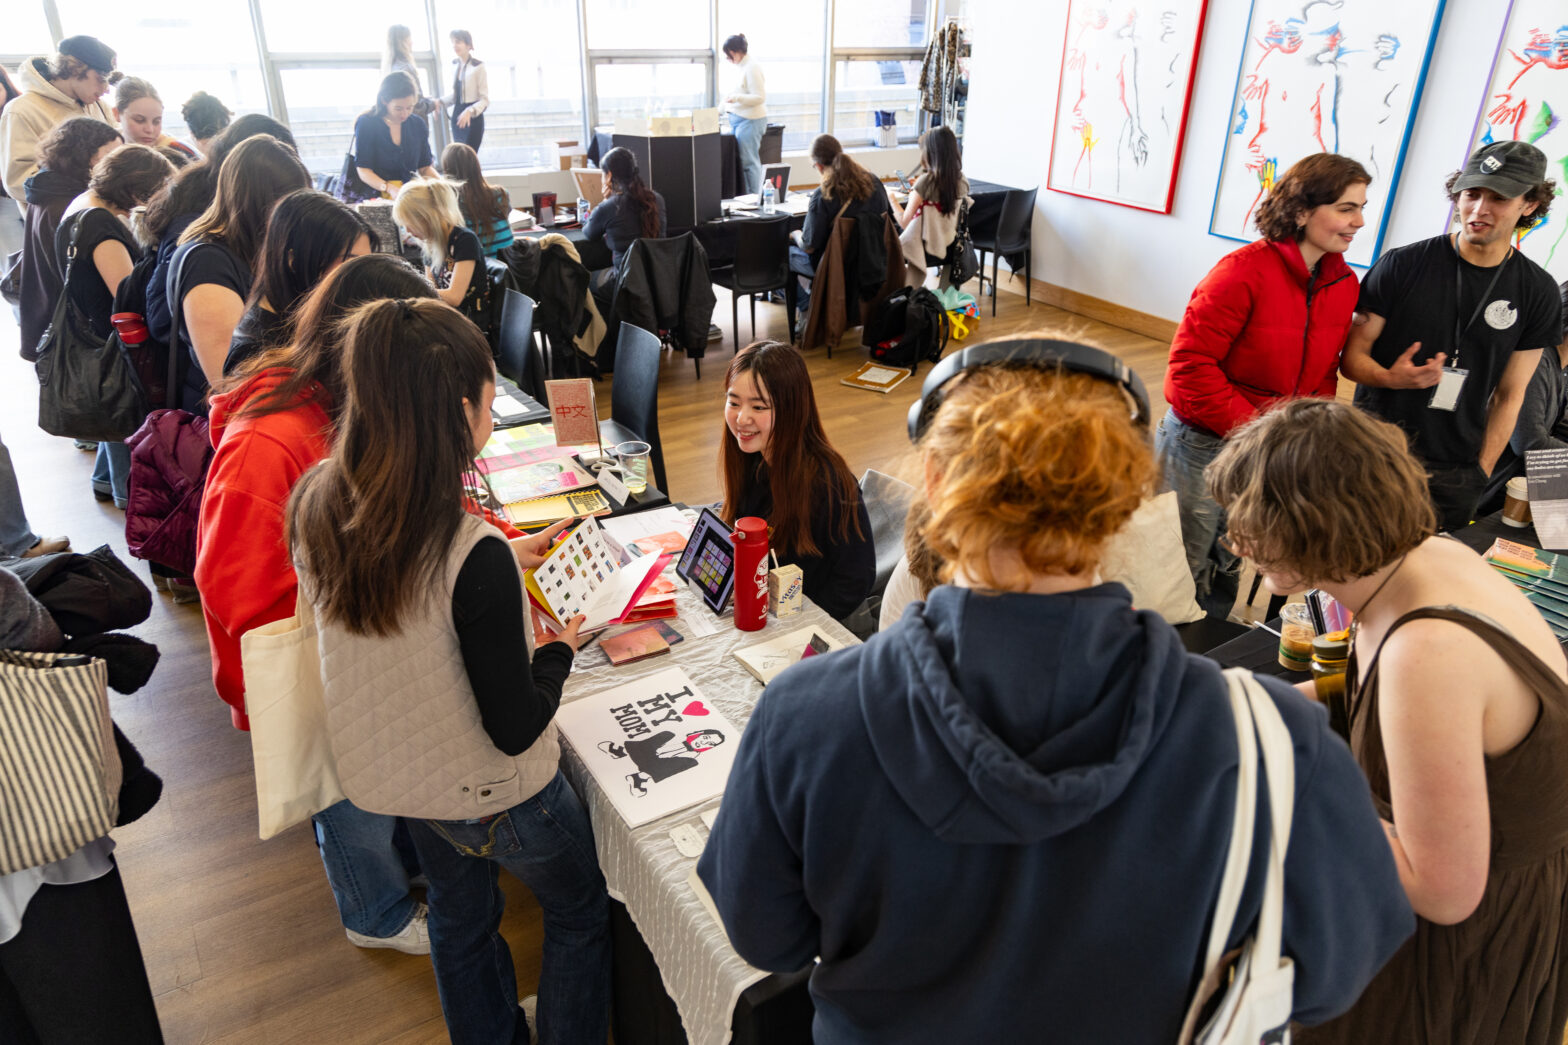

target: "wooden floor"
[0,273,1173,1043]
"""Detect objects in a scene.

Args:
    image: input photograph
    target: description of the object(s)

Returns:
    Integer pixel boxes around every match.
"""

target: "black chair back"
[609,323,669,493]
[729,215,791,295]
[996,188,1038,254]
[498,290,542,396]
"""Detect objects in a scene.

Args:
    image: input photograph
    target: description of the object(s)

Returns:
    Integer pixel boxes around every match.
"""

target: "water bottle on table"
[760,179,775,214]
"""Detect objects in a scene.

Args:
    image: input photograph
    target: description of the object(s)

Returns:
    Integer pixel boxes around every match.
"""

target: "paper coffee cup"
[1503,476,1531,528]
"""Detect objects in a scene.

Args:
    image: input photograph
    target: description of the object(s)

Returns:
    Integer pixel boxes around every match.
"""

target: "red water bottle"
[731,516,769,631]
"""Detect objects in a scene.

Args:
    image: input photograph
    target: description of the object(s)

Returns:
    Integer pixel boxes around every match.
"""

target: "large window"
[832,59,920,148]
[54,0,268,144]
[434,0,585,168]
[717,3,824,152]
[16,0,947,172]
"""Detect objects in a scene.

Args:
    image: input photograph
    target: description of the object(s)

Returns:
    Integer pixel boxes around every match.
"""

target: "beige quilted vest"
[312,513,561,821]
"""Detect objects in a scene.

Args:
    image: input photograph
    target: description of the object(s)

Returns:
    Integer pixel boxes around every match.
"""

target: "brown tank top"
[1348,605,1568,869]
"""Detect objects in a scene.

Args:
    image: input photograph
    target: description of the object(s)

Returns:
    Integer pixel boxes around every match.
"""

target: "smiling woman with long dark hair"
[717,339,872,619]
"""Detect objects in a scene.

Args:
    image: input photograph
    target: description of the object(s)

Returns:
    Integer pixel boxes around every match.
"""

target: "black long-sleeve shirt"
[733,462,874,621]
[451,536,574,755]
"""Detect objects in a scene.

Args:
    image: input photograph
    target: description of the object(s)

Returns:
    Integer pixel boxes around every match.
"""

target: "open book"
[525,518,666,632]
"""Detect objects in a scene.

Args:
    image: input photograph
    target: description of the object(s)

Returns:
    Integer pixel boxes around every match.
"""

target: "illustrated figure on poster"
[598,730,728,796]
[1048,0,1209,212]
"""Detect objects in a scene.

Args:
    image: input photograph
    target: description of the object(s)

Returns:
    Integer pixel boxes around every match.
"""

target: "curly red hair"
[914,365,1154,590]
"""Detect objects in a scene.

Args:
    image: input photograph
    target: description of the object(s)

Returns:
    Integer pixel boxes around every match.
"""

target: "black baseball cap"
[1453,140,1548,199]
[57,36,117,76]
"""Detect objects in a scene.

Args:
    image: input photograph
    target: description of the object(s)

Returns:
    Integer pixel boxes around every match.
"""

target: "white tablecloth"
[557,583,856,1045]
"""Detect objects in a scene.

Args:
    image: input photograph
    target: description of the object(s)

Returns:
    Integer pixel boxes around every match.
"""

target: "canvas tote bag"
[1178,667,1296,1045]
[241,589,345,839]
[0,651,122,874]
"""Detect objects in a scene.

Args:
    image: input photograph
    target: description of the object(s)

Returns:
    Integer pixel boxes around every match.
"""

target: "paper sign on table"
[1526,448,1568,550]
[546,378,599,445]
[556,667,739,828]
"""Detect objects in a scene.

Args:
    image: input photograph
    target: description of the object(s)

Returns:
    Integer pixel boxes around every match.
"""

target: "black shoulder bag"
[35,212,151,442]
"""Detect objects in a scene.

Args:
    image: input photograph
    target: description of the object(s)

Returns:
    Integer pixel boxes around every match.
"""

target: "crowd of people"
[2,26,1568,1045]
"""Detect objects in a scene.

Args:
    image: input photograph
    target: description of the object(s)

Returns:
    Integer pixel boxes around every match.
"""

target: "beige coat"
[1,57,114,205]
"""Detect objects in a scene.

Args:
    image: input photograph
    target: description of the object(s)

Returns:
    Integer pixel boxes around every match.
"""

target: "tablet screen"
[675,508,736,615]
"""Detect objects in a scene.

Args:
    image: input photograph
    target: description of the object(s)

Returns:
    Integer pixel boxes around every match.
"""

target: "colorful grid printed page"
[527,520,665,631]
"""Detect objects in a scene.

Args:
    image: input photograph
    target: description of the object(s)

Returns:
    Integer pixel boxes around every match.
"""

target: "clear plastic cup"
[616,440,651,494]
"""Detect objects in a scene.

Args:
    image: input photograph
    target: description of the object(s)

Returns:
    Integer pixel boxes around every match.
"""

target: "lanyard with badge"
[1431,238,1512,411]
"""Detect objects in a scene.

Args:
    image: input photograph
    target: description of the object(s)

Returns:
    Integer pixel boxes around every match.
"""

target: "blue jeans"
[729,113,767,196]
[789,244,816,320]
[312,799,419,938]
[90,441,131,509]
[0,433,39,557]
[407,772,610,1045]
[1154,412,1238,619]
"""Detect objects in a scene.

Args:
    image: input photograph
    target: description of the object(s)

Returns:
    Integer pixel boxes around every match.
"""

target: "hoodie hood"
[859,583,1189,844]
[18,57,85,109]
[207,366,322,446]
[24,168,85,206]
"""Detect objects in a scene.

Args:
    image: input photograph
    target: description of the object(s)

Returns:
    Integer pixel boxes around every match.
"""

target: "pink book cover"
[546,379,598,445]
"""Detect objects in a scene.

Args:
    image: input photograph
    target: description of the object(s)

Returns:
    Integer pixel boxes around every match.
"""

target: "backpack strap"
[165,243,196,410]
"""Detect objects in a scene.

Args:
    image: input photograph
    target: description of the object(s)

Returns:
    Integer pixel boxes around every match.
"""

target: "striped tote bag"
[0,651,121,874]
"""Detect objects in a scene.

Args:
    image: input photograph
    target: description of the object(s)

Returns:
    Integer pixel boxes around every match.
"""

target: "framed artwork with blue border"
[1456,3,1568,284]
[1207,0,1448,268]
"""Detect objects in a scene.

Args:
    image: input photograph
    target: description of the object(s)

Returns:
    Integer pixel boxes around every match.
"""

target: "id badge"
[1429,367,1468,412]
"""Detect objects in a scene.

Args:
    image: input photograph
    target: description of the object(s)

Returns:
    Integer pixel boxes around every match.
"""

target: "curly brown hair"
[37,117,123,185]
[1207,399,1434,584]
[89,144,176,212]
[1254,153,1372,242]
[1444,169,1556,230]
[913,365,1154,589]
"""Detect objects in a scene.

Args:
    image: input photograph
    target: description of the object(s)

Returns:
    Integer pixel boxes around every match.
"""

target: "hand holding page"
[526,518,667,631]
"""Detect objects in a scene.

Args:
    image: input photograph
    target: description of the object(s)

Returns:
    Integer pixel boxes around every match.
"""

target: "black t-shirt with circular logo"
[1353,234,1563,467]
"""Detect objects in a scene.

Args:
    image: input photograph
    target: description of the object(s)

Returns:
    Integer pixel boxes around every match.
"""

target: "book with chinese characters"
[524,518,666,631]
[546,378,599,445]
[506,487,613,529]
[733,627,845,685]
[841,361,913,394]
[554,668,739,827]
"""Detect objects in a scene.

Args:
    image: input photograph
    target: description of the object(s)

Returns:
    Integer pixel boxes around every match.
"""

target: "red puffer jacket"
[1164,238,1358,438]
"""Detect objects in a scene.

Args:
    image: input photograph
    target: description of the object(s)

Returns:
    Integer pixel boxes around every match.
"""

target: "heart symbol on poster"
[682,701,710,716]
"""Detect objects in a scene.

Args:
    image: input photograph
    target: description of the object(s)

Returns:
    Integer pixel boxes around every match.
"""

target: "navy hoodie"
[698,583,1413,1043]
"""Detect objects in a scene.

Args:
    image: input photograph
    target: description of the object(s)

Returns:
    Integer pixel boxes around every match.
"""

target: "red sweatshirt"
[1164,238,1358,438]
[196,368,521,730]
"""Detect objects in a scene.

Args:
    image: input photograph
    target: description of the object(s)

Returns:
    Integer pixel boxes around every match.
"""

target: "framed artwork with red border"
[1047,0,1213,214]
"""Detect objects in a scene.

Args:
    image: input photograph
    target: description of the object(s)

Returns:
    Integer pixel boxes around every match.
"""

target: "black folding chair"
[710,216,794,350]
[496,289,545,397]
[608,323,669,495]
[973,188,1037,317]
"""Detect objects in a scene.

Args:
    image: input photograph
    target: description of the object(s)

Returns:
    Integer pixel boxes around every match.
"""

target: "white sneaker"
[346,902,430,955]
[519,995,539,1045]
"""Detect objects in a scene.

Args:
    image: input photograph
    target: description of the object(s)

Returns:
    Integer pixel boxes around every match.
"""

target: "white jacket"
[1,57,114,205]
[725,57,766,120]
[441,58,489,117]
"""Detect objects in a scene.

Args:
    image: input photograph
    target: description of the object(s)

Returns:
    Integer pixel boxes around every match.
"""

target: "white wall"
[964,0,1508,324]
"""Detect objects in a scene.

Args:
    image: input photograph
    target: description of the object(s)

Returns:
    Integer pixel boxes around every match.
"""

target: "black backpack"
[862,287,949,371]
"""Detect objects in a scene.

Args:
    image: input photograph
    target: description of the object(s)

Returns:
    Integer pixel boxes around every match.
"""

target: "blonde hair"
[914,364,1154,590]
[392,178,465,271]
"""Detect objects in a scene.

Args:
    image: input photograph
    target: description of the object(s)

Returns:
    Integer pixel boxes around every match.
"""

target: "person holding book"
[718,340,873,620]
[393,177,495,337]
[1158,152,1370,618]
[699,341,1412,1042]
[1210,398,1568,1045]
[288,297,609,1045]
[353,71,438,199]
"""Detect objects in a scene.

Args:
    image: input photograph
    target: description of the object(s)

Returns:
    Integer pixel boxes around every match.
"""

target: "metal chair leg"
[1024,248,1032,308]
[991,250,1000,317]
[731,292,739,353]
